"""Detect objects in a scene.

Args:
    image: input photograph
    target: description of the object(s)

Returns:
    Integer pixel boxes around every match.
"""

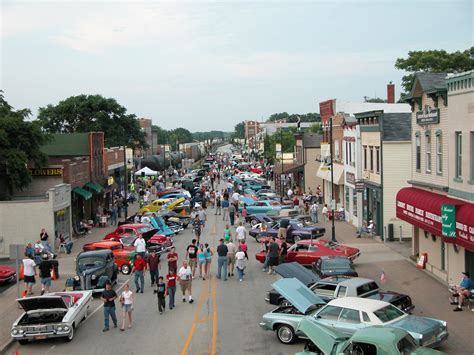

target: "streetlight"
[328,116,336,242]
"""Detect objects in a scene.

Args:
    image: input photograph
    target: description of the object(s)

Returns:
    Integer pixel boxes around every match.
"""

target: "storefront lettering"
[416,108,440,125]
[407,204,414,212]
[415,208,424,216]
[30,168,63,177]
[441,204,456,238]
[397,201,405,208]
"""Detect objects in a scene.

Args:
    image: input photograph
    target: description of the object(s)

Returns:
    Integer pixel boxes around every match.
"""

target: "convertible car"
[139,197,185,214]
[250,220,326,242]
[255,239,360,266]
[12,290,92,345]
[0,265,16,283]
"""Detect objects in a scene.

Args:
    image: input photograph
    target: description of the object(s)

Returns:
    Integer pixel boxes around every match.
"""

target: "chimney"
[387,81,395,104]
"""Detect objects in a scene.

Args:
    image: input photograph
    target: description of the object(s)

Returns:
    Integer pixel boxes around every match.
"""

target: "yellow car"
[139,197,186,213]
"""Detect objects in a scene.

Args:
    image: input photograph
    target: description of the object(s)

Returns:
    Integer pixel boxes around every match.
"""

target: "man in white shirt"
[235,222,246,243]
[198,207,207,230]
[177,260,194,303]
[141,215,151,225]
[134,235,147,258]
[287,188,293,199]
[231,192,240,205]
[23,256,37,295]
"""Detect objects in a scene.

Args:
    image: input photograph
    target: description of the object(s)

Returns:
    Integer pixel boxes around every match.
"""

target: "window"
[337,286,347,298]
[353,193,358,217]
[339,308,361,324]
[436,132,443,174]
[369,146,374,171]
[349,141,353,166]
[471,132,474,181]
[375,147,380,174]
[425,132,431,173]
[373,305,404,323]
[345,187,350,209]
[315,305,343,320]
[345,141,349,164]
[356,282,379,296]
[363,146,367,170]
[350,142,355,166]
[362,312,370,322]
[455,132,462,178]
[415,133,421,171]
[335,140,340,161]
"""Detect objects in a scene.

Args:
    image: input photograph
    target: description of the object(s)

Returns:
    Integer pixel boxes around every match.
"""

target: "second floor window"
[436,133,443,174]
[426,133,432,173]
[369,146,374,171]
[375,147,380,174]
[455,132,462,178]
[415,134,421,171]
[363,146,367,170]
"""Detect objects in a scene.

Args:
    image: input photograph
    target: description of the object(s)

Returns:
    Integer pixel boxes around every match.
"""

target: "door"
[466,249,474,279]
[335,308,364,335]
[314,305,343,328]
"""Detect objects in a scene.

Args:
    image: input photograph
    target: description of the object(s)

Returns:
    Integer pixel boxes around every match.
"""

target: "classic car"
[156,189,182,198]
[104,224,171,242]
[239,201,286,216]
[83,241,137,275]
[267,263,414,313]
[0,264,16,283]
[150,215,176,236]
[70,250,118,292]
[250,220,326,242]
[245,213,274,227]
[12,290,92,344]
[139,197,186,214]
[83,240,133,252]
[160,210,191,229]
[313,297,448,348]
[259,278,326,344]
[312,256,359,278]
[296,318,445,355]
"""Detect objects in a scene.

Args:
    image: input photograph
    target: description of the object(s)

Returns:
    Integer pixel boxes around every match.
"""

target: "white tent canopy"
[134,166,158,176]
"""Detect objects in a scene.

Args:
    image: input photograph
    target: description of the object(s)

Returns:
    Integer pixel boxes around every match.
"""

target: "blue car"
[150,216,175,236]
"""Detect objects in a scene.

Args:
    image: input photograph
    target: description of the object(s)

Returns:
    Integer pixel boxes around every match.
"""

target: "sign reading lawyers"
[441,204,456,238]
[416,108,440,125]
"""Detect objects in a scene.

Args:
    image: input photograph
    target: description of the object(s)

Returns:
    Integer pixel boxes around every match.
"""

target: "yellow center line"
[210,275,217,355]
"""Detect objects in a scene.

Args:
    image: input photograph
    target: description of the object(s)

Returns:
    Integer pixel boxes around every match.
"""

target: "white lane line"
[85,279,130,321]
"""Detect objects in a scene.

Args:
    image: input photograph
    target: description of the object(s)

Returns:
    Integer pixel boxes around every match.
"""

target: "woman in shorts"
[204,243,213,279]
[120,283,134,331]
[197,244,207,279]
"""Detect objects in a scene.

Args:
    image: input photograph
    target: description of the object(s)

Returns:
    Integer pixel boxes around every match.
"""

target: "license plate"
[35,335,47,340]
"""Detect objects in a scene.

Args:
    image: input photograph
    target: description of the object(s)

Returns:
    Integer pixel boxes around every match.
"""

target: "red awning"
[396,187,474,251]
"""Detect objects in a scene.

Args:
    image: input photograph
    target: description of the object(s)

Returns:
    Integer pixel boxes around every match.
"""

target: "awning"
[396,187,474,251]
[72,187,92,200]
[316,163,344,185]
[84,181,103,194]
[280,163,304,174]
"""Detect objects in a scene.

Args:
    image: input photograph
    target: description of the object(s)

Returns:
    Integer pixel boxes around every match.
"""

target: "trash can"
[388,223,394,241]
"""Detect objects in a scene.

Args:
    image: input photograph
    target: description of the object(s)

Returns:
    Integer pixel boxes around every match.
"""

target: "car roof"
[78,249,112,258]
[328,297,390,311]
[320,255,350,261]
[339,277,376,288]
[93,241,121,245]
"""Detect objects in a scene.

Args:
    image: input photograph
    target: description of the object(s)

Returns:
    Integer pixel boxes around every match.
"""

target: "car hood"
[390,315,443,334]
[167,197,185,210]
[77,264,104,275]
[0,265,15,276]
[17,296,68,312]
[297,317,347,354]
[141,228,159,241]
[272,278,326,314]
[274,262,320,286]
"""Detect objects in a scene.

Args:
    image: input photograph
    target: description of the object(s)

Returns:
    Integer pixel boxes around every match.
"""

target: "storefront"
[396,187,474,284]
[344,172,362,228]
[363,182,382,236]
[316,163,344,208]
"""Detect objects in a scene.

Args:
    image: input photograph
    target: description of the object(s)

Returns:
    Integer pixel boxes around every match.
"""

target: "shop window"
[369,146,374,172]
[431,234,437,242]
[436,131,443,175]
[455,132,462,179]
[352,192,358,217]
[415,132,421,172]
[375,147,380,174]
[363,146,367,170]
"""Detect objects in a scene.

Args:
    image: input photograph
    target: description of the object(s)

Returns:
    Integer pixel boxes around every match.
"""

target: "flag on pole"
[380,270,386,284]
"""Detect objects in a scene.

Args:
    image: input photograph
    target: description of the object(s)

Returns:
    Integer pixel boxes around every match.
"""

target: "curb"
[0,337,14,354]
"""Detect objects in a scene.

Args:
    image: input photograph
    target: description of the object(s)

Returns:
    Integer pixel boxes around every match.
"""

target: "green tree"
[152,125,169,144]
[395,47,474,96]
[308,122,322,134]
[37,94,147,149]
[264,127,296,162]
[268,112,320,123]
[0,92,50,198]
[233,121,245,139]
[169,127,193,150]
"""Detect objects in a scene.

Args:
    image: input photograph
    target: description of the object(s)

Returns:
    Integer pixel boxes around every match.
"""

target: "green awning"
[72,187,92,200]
[85,181,103,193]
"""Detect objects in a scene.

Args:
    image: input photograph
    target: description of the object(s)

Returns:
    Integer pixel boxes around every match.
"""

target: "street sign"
[355,180,365,193]
[441,204,456,237]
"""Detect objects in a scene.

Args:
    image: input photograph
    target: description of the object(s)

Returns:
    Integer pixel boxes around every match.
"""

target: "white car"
[12,290,92,345]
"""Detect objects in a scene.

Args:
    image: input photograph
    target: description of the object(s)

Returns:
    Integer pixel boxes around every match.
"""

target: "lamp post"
[123,144,128,219]
[329,116,336,242]
[280,125,284,199]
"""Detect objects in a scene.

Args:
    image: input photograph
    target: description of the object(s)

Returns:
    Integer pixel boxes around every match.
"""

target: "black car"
[70,250,118,292]
[311,256,358,278]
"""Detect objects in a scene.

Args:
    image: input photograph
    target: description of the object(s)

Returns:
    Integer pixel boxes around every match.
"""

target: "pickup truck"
[265,262,414,313]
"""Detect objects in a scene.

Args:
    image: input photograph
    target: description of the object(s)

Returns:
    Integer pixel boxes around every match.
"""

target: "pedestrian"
[22,255,37,295]
[451,271,473,312]
[235,221,246,244]
[241,204,248,224]
[110,204,118,226]
[277,218,289,241]
[228,203,236,226]
[147,250,160,287]
[222,198,229,221]
[119,283,134,330]
[39,228,50,250]
[178,260,194,303]
[197,244,206,279]
[204,243,213,280]
[215,195,222,215]
[198,207,207,231]
[235,246,247,282]
[223,224,232,242]
[259,221,268,241]
[192,215,202,243]
[134,234,146,258]
[167,247,178,273]
[101,281,118,332]
[216,238,228,281]
[166,269,177,310]
[239,239,248,260]
[186,239,198,277]
[132,254,147,293]
[280,240,288,264]
[310,201,319,224]
[322,204,329,222]
[226,239,237,277]
[117,197,123,218]
[156,276,166,314]
[38,253,53,295]
[267,237,280,275]
[261,239,270,272]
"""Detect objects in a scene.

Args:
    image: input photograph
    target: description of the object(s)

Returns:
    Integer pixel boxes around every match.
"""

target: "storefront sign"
[107,176,114,186]
[346,172,355,185]
[275,144,281,153]
[355,181,365,192]
[30,168,63,177]
[416,108,440,125]
[441,204,456,238]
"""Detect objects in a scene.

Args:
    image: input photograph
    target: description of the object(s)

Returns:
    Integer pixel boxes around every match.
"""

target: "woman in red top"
[166,270,177,309]
[167,247,178,273]
[239,240,248,260]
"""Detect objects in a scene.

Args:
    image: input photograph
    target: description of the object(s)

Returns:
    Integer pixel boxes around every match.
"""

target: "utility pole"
[123,144,128,219]
[329,116,336,242]
[280,126,284,199]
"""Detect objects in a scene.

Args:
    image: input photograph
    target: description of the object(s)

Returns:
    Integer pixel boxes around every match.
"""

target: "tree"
[308,122,322,134]
[395,47,474,96]
[37,94,147,149]
[152,125,169,145]
[233,121,245,139]
[264,127,297,162]
[363,96,386,103]
[0,92,50,198]
[168,128,193,150]
[267,112,320,123]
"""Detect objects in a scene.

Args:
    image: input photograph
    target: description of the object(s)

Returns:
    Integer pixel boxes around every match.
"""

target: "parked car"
[83,240,133,252]
[312,256,358,278]
[12,291,92,345]
[313,297,447,348]
[138,198,172,213]
[250,220,326,242]
[295,318,445,355]
[240,200,283,215]
[259,278,326,344]
[82,241,137,275]
[70,250,118,292]
[104,224,170,242]
[0,265,16,284]
[256,240,359,266]
[267,263,414,313]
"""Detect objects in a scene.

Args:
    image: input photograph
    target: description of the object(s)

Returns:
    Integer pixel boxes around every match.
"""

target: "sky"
[1,0,472,131]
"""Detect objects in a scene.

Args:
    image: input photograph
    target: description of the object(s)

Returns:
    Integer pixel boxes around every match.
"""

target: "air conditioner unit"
[363,171,370,179]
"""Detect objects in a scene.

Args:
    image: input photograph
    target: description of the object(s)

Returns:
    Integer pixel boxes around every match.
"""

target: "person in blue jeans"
[101,281,118,331]
[216,239,228,281]
[132,254,147,293]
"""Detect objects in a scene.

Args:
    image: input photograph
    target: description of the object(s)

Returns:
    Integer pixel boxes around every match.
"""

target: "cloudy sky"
[1,0,472,131]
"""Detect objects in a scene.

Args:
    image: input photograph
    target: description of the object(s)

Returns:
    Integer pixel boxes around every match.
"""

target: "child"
[157,276,166,314]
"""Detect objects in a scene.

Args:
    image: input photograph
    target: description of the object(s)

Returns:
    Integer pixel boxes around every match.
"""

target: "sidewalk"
[0,204,140,353]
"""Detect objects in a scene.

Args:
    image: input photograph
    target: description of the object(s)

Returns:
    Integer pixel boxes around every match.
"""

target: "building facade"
[138,118,154,156]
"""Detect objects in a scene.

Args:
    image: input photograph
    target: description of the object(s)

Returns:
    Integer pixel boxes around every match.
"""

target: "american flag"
[380,270,386,284]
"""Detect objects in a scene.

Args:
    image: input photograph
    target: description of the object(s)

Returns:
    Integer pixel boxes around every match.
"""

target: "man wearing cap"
[451,271,473,311]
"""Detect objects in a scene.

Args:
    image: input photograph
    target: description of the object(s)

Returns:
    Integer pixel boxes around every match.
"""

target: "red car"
[83,240,134,252]
[0,265,16,283]
[255,239,360,266]
[156,189,182,198]
[104,224,171,246]
[82,241,135,275]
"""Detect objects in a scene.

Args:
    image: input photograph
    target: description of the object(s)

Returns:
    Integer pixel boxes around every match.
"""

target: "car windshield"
[77,256,106,272]
[373,305,405,323]
[323,258,350,269]
[397,335,419,354]
[121,236,135,246]
[138,227,151,234]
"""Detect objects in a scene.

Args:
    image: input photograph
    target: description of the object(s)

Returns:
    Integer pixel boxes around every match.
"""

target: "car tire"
[121,263,131,275]
[293,235,301,242]
[250,219,258,227]
[18,340,28,345]
[64,325,74,342]
[276,324,296,344]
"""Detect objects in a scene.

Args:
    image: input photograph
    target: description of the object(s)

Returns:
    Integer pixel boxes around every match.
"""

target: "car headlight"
[91,275,96,280]
[57,326,63,331]
[18,329,24,334]
[12,329,18,335]
[63,325,69,331]
[442,321,447,327]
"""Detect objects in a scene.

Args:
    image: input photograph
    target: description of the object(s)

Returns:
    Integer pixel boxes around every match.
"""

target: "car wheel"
[276,324,296,344]
[293,235,301,242]
[121,264,131,275]
[18,340,28,345]
[64,325,74,342]
[250,219,258,227]
[279,299,290,307]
